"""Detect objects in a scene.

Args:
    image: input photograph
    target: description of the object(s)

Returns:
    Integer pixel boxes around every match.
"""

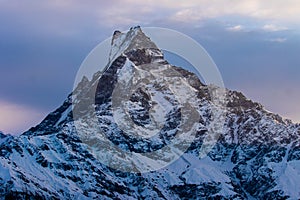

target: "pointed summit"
[109,26,160,64]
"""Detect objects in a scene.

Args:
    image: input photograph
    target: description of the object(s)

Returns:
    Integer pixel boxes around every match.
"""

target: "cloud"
[1,0,299,38]
[0,101,46,135]
[226,25,244,32]
[267,37,287,43]
[144,0,300,25]
[262,24,288,32]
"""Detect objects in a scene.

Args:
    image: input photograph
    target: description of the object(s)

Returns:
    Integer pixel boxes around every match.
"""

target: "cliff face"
[0,27,299,199]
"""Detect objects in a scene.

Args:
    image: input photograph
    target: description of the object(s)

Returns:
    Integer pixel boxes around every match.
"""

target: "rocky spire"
[109,26,160,64]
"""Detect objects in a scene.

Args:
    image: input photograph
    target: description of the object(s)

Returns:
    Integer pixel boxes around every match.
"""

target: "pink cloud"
[0,101,45,135]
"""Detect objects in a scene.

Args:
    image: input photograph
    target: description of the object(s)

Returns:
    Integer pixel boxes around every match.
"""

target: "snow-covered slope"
[0,27,300,199]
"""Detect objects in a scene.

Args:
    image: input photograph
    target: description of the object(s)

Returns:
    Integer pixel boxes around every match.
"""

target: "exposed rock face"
[0,27,300,199]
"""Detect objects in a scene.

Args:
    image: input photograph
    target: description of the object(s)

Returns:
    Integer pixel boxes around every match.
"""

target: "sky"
[0,0,299,134]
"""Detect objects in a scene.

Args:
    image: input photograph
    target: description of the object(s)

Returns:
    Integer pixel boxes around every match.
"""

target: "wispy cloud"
[226,25,244,32]
[2,0,299,30]
[267,37,287,43]
[155,0,300,25]
[262,24,288,32]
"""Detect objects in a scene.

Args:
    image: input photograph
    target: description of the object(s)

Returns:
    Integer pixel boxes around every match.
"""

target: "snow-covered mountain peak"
[1,27,300,199]
[109,26,161,64]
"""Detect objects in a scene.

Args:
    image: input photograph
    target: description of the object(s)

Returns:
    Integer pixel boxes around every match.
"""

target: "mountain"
[0,131,10,145]
[0,131,6,139]
[1,27,300,199]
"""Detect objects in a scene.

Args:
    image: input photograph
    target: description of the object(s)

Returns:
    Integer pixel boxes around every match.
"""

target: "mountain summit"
[1,27,300,199]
